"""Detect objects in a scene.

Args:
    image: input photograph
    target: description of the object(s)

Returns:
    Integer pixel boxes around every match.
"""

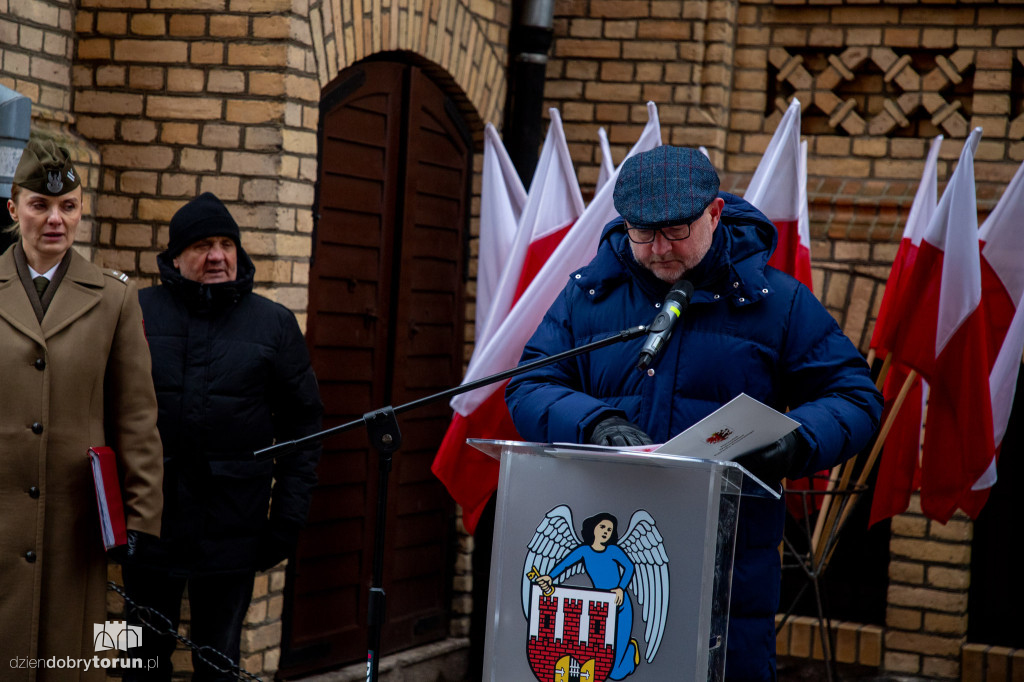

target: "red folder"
[88,446,127,550]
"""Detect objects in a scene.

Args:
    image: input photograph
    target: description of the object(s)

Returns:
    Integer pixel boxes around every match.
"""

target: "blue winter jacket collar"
[578,192,779,307]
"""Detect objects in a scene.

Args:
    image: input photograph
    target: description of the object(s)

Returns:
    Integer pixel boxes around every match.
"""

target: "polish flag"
[870,135,944,357]
[745,100,820,511]
[433,108,584,533]
[431,103,662,533]
[475,123,527,348]
[595,126,614,195]
[475,109,585,347]
[868,136,942,526]
[958,157,1024,514]
[745,98,812,290]
[886,128,994,523]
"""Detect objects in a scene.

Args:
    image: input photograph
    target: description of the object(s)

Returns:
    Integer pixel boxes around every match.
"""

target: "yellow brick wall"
[6,0,1023,679]
[545,1,1024,363]
[4,0,510,677]
[71,2,323,323]
[6,0,509,319]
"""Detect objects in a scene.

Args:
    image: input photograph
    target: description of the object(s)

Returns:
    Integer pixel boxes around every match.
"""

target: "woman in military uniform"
[0,140,163,681]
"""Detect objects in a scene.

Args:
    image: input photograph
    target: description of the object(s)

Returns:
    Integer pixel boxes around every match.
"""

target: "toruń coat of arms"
[521,506,670,681]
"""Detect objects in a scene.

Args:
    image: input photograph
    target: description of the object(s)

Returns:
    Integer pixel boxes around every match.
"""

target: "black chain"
[107,581,264,682]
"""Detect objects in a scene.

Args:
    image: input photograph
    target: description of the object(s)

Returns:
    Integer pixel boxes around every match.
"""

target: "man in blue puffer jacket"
[505,146,882,681]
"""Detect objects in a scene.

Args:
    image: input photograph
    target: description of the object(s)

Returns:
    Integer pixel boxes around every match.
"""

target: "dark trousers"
[122,565,256,682]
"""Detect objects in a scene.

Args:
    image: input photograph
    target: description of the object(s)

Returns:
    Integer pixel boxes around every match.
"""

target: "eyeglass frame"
[626,206,709,244]
[625,222,692,244]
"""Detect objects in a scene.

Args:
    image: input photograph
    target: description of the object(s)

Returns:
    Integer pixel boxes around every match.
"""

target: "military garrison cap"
[13,139,81,196]
[613,146,719,229]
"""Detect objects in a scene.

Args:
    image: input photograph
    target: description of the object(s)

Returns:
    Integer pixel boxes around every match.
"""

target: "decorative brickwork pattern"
[767,46,974,138]
[726,2,1023,246]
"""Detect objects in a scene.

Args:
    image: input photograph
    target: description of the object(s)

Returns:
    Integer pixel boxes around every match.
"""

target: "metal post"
[0,85,31,252]
[502,0,555,186]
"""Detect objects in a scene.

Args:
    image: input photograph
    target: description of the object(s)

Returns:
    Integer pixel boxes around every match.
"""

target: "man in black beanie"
[122,192,324,681]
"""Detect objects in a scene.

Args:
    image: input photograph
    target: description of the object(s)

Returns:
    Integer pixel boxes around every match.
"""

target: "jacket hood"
[157,242,256,313]
[589,191,779,306]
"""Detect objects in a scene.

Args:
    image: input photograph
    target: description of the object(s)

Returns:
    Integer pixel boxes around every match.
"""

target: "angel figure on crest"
[523,506,670,680]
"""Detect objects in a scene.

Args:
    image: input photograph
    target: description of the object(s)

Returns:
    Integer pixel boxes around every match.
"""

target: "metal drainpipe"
[502,0,555,187]
[0,85,31,252]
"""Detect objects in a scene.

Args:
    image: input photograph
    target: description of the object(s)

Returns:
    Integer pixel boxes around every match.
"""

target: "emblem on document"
[705,427,733,445]
[522,506,670,681]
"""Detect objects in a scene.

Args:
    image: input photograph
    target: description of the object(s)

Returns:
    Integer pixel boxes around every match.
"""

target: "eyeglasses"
[625,223,691,244]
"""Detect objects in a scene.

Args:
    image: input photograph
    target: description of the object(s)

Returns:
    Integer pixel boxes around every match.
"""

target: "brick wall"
[1,0,102,248]
[885,496,973,678]
[6,0,1024,678]
[6,0,507,676]
[536,3,1023,681]
[71,0,321,326]
[545,0,739,187]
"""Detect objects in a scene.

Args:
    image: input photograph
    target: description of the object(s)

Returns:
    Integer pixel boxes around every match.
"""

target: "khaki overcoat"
[0,247,163,681]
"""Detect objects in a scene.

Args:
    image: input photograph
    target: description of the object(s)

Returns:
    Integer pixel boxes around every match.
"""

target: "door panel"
[280,60,467,677]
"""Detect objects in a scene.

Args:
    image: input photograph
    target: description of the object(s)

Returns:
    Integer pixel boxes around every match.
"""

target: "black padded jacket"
[137,246,323,574]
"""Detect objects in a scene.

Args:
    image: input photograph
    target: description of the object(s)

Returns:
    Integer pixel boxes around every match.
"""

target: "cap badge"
[46,171,63,194]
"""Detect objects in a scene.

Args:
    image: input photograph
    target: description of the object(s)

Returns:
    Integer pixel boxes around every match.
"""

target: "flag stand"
[254,324,649,682]
[780,477,867,682]
[808,365,917,570]
[778,362,916,682]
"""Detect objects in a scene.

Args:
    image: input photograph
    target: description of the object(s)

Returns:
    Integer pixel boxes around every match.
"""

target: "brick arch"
[305,0,507,132]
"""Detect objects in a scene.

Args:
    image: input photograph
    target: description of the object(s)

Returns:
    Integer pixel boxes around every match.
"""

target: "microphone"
[637,279,695,371]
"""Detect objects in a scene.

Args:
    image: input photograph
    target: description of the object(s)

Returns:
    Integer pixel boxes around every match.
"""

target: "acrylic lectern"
[470,439,778,682]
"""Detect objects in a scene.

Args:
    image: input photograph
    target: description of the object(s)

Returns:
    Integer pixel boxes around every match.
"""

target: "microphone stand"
[254,324,648,682]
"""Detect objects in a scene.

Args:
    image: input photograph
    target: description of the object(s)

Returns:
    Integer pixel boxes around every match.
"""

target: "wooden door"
[279,60,470,677]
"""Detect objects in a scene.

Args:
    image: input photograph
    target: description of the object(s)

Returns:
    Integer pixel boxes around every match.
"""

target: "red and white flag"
[868,136,942,526]
[595,126,614,195]
[476,123,527,347]
[433,108,583,533]
[431,103,662,533]
[745,98,812,290]
[885,128,993,523]
[746,101,819,510]
[871,135,943,357]
[475,109,585,347]
[959,157,1024,511]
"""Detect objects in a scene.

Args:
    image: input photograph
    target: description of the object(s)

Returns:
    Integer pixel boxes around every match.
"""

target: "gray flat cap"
[613,146,720,228]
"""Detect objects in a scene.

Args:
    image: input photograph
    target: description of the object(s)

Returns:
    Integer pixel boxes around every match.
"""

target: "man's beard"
[632,226,714,283]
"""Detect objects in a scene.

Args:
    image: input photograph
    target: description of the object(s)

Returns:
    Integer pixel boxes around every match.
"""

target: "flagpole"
[873,352,892,391]
[811,369,918,569]
[807,348,892,553]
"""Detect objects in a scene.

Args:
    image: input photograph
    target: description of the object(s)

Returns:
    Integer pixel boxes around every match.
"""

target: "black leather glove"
[109,530,159,566]
[733,432,811,488]
[586,416,654,448]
